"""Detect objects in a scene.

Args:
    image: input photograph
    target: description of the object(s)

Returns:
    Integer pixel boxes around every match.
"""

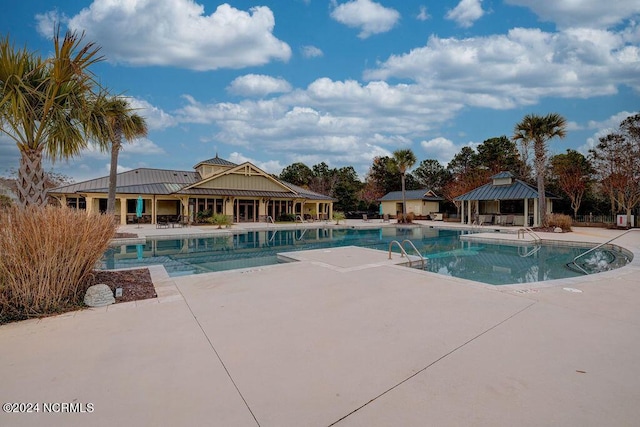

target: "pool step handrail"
[402,239,426,269]
[266,215,275,224]
[388,239,426,269]
[295,214,305,223]
[570,228,639,275]
[296,228,308,241]
[518,227,541,242]
[518,245,541,257]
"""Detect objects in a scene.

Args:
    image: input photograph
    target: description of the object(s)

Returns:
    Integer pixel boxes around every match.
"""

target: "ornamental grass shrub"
[0,206,117,324]
[546,213,573,232]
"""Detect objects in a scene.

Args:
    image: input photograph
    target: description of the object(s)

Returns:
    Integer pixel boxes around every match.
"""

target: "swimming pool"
[102,227,631,285]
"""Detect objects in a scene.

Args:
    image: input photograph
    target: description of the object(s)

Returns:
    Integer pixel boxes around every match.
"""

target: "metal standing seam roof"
[193,156,238,169]
[48,168,200,194]
[48,166,335,201]
[455,179,555,201]
[378,189,443,202]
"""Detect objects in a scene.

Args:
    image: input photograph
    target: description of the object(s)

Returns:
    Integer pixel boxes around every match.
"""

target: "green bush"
[0,206,117,323]
[277,213,295,222]
[333,211,346,224]
[207,213,232,229]
[196,209,212,223]
[547,213,572,232]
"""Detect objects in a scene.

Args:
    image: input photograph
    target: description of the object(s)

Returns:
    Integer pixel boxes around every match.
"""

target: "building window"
[66,197,86,210]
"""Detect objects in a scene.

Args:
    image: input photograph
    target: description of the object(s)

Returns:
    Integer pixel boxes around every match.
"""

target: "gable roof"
[181,162,292,192]
[455,179,556,201]
[379,189,443,202]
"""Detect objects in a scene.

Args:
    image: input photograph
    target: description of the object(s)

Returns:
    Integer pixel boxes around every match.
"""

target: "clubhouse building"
[49,156,335,225]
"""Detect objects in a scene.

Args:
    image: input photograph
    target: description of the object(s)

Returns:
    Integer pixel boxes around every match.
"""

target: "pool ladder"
[388,239,426,269]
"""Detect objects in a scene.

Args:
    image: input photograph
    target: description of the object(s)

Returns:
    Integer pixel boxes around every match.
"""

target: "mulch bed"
[90,268,157,303]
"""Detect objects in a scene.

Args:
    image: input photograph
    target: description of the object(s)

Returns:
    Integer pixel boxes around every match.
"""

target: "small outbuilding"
[378,189,444,219]
[454,171,555,227]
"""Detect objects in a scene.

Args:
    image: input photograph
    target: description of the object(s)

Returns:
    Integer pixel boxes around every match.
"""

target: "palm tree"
[0,30,102,207]
[390,149,417,217]
[87,94,148,213]
[513,113,567,226]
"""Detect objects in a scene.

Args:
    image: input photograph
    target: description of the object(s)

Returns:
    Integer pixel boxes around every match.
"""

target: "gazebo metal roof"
[455,179,555,201]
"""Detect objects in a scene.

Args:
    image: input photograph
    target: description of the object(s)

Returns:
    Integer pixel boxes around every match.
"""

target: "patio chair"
[383,214,390,222]
[505,215,515,226]
[362,214,369,222]
[156,216,169,229]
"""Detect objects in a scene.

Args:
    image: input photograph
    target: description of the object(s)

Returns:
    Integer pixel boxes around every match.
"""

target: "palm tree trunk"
[401,173,407,216]
[106,141,121,214]
[537,166,546,226]
[533,141,547,226]
[17,148,47,207]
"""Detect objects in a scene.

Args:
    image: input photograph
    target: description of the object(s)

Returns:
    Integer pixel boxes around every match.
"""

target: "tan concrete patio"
[1,222,639,426]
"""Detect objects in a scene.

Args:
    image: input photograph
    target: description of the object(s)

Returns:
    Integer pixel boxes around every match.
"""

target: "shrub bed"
[546,213,573,232]
[0,206,117,323]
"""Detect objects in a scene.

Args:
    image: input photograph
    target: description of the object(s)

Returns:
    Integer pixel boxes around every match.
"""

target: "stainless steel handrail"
[388,240,409,262]
[388,239,426,269]
[518,227,541,242]
[571,229,638,274]
[402,239,426,269]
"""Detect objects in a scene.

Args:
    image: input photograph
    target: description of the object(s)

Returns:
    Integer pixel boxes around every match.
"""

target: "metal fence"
[573,214,615,224]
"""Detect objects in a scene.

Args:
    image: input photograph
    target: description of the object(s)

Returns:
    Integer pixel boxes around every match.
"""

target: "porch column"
[119,197,127,225]
[460,200,465,224]
[524,198,528,227]
[152,196,156,224]
[85,196,94,215]
[467,200,472,225]
[533,198,539,227]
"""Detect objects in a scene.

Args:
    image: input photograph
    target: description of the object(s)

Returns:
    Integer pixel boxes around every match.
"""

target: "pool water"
[102,227,631,285]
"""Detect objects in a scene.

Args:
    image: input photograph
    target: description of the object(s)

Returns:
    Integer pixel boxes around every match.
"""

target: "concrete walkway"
[1,222,639,426]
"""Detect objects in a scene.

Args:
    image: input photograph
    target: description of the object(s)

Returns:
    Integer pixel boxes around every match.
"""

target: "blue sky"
[1,0,639,182]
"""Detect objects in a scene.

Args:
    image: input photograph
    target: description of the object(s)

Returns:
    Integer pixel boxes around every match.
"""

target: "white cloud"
[445,0,485,28]
[227,74,293,97]
[34,10,69,38]
[301,45,324,58]
[121,138,166,155]
[420,137,466,164]
[365,26,640,108]
[417,6,430,22]
[330,0,400,39]
[505,0,640,29]
[115,164,133,174]
[580,110,639,152]
[39,0,291,70]
[173,77,465,178]
[128,98,177,131]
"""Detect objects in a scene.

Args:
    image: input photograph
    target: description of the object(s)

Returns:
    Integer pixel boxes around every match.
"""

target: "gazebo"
[455,172,555,227]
